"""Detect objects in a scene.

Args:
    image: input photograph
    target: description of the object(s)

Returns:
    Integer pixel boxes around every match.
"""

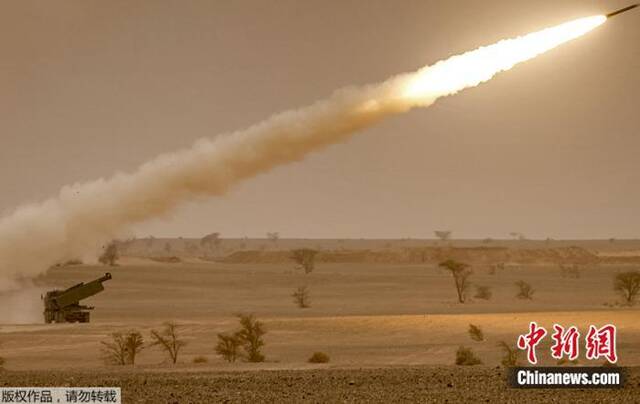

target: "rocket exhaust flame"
[401,16,606,101]
[0,15,608,289]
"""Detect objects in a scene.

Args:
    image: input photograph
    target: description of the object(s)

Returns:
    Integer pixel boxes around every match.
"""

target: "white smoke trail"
[0,15,605,289]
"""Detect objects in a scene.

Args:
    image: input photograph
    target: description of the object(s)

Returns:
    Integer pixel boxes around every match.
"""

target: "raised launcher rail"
[43,272,112,323]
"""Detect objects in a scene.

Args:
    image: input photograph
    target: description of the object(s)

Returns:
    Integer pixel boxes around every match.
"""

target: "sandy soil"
[0,247,638,402]
[0,367,637,403]
[0,259,638,370]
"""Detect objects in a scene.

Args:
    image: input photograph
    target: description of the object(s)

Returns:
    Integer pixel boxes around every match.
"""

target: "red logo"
[517,322,547,364]
[550,324,580,361]
[585,324,617,363]
[516,323,617,364]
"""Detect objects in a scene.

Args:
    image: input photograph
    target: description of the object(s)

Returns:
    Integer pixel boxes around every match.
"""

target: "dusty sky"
[1,0,639,240]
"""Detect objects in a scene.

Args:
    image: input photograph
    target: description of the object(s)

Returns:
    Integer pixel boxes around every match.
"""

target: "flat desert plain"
[0,239,639,402]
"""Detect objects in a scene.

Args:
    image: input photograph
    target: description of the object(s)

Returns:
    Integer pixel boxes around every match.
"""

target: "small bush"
[455,346,482,366]
[474,285,492,300]
[613,270,640,306]
[236,314,267,363]
[515,280,535,300]
[0,356,5,370]
[101,330,144,365]
[291,249,318,274]
[488,262,505,275]
[308,352,330,363]
[560,264,581,279]
[468,324,484,342]
[292,286,311,308]
[560,264,580,278]
[215,333,241,363]
[192,356,208,364]
[497,341,519,367]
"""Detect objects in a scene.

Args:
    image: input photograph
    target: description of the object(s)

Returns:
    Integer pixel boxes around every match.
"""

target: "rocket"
[606,4,639,18]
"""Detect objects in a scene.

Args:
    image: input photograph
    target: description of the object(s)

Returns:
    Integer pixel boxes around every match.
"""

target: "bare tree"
[235,314,266,363]
[439,259,472,303]
[515,280,535,300]
[125,331,145,365]
[291,249,318,274]
[613,270,640,305]
[215,333,241,363]
[98,242,119,266]
[101,333,127,365]
[150,322,186,364]
[101,331,144,365]
[434,230,451,242]
[292,286,311,308]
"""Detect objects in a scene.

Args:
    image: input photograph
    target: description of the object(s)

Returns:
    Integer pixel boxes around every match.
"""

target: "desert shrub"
[439,259,472,303]
[497,341,519,367]
[613,270,640,305]
[291,249,318,274]
[215,332,241,363]
[488,262,506,275]
[515,280,535,300]
[468,324,484,342]
[560,264,581,279]
[98,242,119,266]
[236,314,267,362]
[192,355,208,364]
[0,355,5,370]
[455,346,482,366]
[292,286,311,308]
[150,322,186,364]
[308,352,330,363]
[101,330,144,365]
[474,285,492,300]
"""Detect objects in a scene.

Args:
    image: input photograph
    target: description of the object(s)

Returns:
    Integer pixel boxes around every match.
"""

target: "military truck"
[42,273,112,323]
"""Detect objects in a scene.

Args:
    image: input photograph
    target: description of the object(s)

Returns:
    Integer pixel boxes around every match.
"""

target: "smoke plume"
[0,15,605,289]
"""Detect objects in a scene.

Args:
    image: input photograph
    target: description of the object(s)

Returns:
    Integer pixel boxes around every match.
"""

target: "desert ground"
[1,238,639,402]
